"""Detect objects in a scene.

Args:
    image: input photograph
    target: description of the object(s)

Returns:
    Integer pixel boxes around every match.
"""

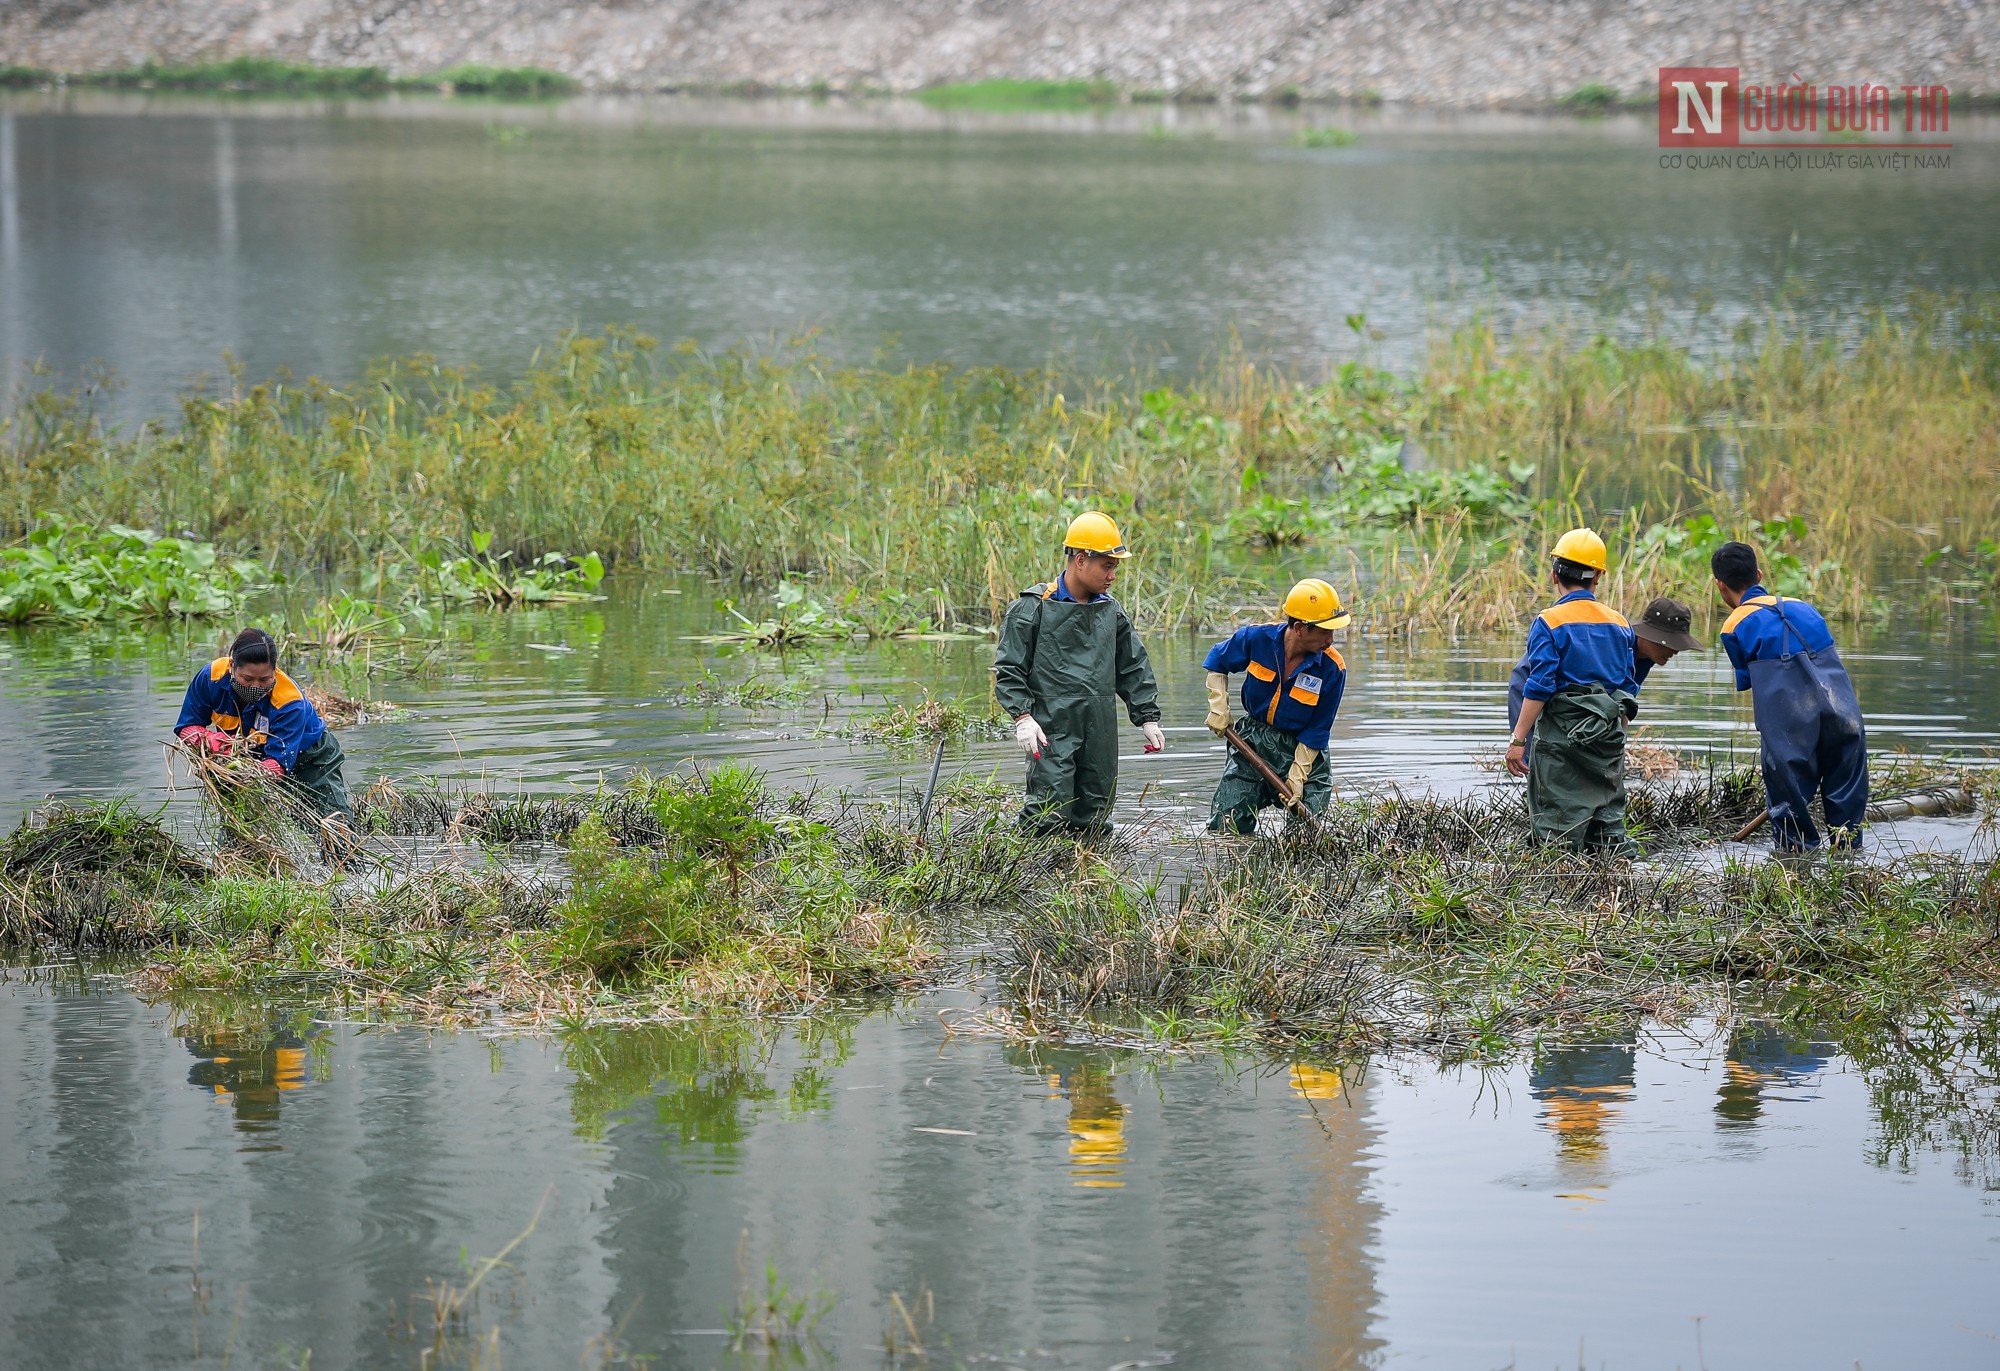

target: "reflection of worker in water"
[1057,1061,1127,1188]
[1528,1044,1636,1164]
[183,1025,313,1131]
[1716,1023,1831,1126]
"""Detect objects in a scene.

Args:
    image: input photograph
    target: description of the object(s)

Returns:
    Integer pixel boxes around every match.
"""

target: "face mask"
[232,678,270,708]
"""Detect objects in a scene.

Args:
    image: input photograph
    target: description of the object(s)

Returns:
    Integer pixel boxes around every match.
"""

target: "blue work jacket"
[1203,622,1346,751]
[1718,585,1837,692]
[175,658,327,771]
[1519,590,1638,702]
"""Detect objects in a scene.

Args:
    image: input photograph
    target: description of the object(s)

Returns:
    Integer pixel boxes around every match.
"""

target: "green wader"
[1207,713,1332,835]
[1526,685,1636,857]
[993,583,1161,836]
[285,730,353,822]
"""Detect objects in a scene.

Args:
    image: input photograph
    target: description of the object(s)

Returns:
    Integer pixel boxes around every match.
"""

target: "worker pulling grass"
[993,512,1164,837]
[175,628,356,854]
[1507,529,1639,857]
[1507,595,1705,760]
[1202,578,1351,835]
[1712,540,1870,851]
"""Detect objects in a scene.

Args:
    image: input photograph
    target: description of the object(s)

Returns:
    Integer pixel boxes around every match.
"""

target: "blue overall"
[1721,593,1869,850]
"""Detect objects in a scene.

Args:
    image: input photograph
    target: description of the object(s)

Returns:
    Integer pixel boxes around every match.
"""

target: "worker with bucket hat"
[1506,529,1640,856]
[993,511,1165,837]
[1200,578,1351,835]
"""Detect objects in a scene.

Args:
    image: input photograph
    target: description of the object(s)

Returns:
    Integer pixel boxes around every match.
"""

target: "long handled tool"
[1222,724,1323,831]
[1731,786,1976,843]
[914,734,949,848]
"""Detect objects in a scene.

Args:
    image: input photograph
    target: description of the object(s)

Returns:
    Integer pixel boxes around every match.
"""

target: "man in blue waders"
[176,627,356,848]
[1506,529,1639,856]
[993,512,1165,836]
[1200,578,1350,834]
[1712,540,1868,850]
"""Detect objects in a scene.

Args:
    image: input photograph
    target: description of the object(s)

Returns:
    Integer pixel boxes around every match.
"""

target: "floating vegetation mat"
[2,763,1993,1061]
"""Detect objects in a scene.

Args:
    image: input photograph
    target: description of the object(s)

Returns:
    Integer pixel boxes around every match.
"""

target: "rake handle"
[1222,724,1320,826]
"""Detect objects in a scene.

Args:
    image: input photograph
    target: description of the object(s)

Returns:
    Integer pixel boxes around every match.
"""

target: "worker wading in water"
[177,628,356,842]
[1201,578,1350,834]
[1507,530,1639,857]
[1712,540,1869,851]
[1507,595,1705,761]
[993,512,1164,836]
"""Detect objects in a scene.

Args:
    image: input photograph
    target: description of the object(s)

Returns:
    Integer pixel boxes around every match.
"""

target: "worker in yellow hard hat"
[1506,528,1640,856]
[992,511,1164,836]
[1200,578,1350,834]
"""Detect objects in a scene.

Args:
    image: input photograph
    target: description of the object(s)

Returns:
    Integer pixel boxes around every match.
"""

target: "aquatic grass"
[80,58,397,94]
[7,300,1997,632]
[916,79,1119,110]
[842,694,1010,745]
[0,799,212,950]
[429,65,577,98]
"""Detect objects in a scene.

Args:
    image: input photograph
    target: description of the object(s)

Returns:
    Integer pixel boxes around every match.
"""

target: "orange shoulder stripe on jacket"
[1721,594,1782,635]
[1326,647,1346,672]
[208,657,231,681]
[1537,600,1631,630]
[269,669,303,710]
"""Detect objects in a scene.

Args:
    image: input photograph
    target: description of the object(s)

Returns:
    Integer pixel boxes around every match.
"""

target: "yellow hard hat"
[1063,511,1131,559]
[1549,527,1609,573]
[1281,577,1352,630]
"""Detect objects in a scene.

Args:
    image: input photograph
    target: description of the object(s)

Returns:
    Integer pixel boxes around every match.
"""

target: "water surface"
[4,93,1997,418]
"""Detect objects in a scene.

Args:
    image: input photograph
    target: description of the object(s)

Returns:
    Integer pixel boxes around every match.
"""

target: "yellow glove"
[1286,744,1319,800]
[1204,672,1231,734]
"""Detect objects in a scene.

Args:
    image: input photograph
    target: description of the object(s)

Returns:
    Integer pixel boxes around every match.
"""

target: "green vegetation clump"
[0,800,211,949]
[0,66,54,88]
[430,65,577,97]
[0,516,266,624]
[917,79,1119,110]
[1558,83,1624,112]
[1000,784,2000,1059]
[1296,125,1358,147]
[5,294,1998,633]
[88,58,395,94]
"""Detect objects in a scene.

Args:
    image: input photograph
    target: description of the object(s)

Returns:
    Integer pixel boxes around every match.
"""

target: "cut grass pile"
[6,294,1995,634]
[4,758,1992,1057]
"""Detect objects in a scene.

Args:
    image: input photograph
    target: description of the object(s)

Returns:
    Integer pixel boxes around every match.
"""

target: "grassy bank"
[0,59,576,97]
[4,298,1997,634]
[4,761,1993,1057]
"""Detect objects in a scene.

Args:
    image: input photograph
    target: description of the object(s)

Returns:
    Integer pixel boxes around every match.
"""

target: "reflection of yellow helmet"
[1550,527,1609,573]
[1064,511,1132,558]
[1281,578,1352,630]
[1290,1062,1349,1100]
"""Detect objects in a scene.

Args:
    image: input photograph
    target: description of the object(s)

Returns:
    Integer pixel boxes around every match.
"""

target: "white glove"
[1141,722,1165,753]
[1014,715,1048,759]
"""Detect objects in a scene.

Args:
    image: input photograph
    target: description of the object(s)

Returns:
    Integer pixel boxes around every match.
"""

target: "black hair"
[1551,556,1598,588]
[1710,541,1760,592]
[229,627,277,666]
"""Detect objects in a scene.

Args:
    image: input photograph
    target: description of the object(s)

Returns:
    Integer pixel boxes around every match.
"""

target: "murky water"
[2,967,1996,1369]
[4,578,1997,848]
[5,90,2000,1367]
[3,92,1997,418]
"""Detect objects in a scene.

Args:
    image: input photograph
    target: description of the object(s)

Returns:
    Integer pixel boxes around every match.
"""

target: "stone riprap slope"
[3,0,1997,104]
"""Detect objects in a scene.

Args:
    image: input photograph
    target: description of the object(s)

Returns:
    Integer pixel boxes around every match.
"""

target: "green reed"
[4,293,1995,634]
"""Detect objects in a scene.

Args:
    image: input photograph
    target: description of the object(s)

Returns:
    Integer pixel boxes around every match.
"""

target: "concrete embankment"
[4,0,1998,105]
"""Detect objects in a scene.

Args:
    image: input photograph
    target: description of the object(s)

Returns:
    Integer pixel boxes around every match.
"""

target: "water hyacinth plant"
[0,516,266,624]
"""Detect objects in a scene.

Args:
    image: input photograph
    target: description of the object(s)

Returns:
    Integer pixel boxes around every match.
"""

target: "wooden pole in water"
[1222,724,1323,830]
[1730,787,1975,843]
[914,734,948,848]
